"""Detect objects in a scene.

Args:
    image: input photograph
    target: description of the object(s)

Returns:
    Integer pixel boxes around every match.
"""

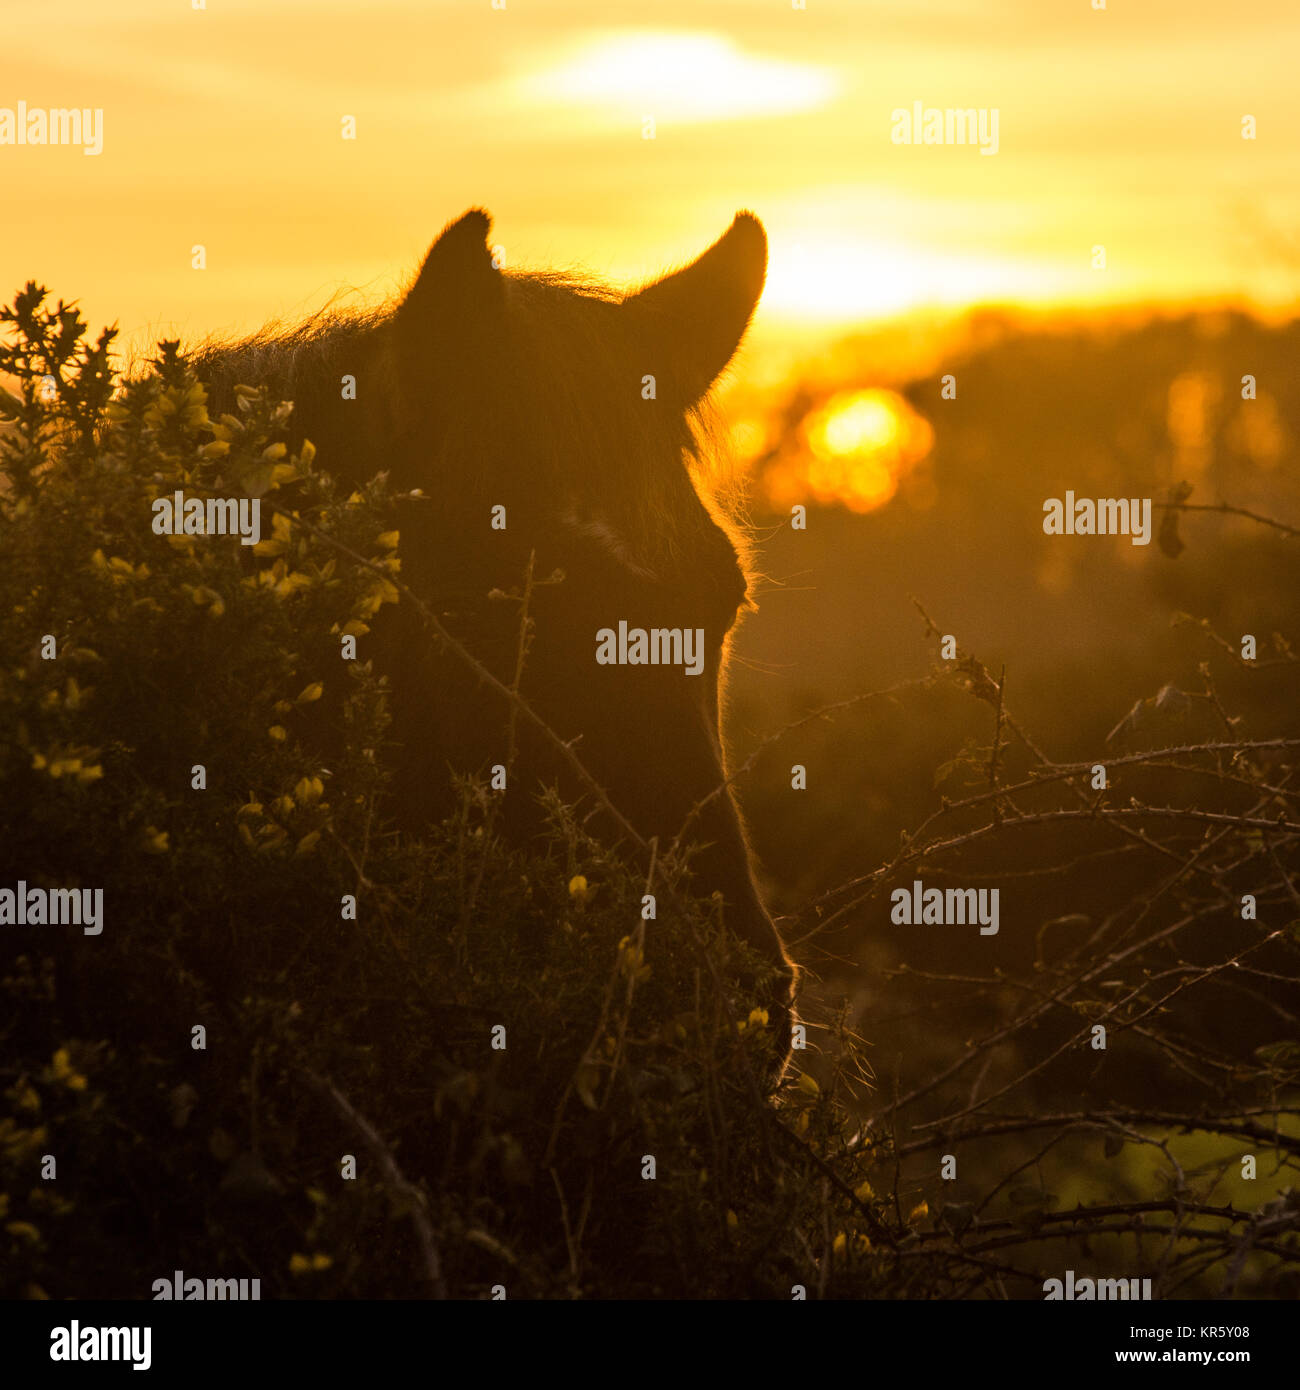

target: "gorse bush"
[0,286,892,1300]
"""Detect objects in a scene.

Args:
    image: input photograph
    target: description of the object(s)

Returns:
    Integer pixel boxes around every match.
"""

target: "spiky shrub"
[0,287,892,1300]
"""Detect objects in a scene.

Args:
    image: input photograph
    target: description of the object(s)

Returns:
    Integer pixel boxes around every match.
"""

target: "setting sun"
[811,390,908,458]
[762,388,935,514]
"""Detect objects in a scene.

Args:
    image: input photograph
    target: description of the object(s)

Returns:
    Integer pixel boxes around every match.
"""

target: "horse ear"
[396,208,504,350]
[621,212,767,406]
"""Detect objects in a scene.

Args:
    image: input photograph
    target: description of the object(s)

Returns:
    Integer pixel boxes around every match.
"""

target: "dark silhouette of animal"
[200,209,796,1055]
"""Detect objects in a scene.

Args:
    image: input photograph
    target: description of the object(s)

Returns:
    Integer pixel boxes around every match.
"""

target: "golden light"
[810,392,903,458]
[763,388,934,514]
[763,233,1075,323]
[521,31,838,124]
[729,418,770,464]
[1166,370,1219,478]
[4,0,1296,348]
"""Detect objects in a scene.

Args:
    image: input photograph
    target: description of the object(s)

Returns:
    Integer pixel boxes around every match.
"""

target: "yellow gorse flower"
[141,826,169,854]
[294,776,325,805]
[12,1080,40,1113]
[50,1049,88,1091]
[616,936,650,982]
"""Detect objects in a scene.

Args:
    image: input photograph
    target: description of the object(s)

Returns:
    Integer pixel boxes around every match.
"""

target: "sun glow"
[810,393,904,459]
[762,389,935,514]
[763,234,1074,322]
[522,31,838,124]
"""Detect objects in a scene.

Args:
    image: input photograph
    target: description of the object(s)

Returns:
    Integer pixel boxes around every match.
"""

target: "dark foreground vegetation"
[0,287,889,1299]
[1,288,1297,1298]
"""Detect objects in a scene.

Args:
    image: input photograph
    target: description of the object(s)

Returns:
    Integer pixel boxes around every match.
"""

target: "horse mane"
[192,266,757,581]
[192,304,386,413]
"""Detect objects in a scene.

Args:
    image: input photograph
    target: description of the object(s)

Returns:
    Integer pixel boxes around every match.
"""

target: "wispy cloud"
[517,31,838,127]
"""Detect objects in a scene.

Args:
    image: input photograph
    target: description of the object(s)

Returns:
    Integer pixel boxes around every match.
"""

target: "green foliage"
[0,286,894,1300]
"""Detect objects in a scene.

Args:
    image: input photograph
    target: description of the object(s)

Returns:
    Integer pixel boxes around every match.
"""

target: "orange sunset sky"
[3,0,1298,362]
